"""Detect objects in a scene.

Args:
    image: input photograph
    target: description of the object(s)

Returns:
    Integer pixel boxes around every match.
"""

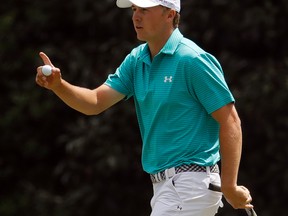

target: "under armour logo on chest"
[164,76,173,83]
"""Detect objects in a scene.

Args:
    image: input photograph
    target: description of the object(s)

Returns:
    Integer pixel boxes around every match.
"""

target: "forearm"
[36,52,124,116]
[212,104,252,209]
[53,79,99,115]
[219,117,242,190]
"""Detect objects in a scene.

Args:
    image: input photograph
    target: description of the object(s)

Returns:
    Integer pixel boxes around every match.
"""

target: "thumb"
[39,52,55,67]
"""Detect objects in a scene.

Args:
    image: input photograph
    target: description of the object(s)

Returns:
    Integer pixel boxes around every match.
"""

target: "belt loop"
[206,166,211,177]
[165,167,176,181]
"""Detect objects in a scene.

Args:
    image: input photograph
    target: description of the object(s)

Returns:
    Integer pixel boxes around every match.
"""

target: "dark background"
[0,0,287,215]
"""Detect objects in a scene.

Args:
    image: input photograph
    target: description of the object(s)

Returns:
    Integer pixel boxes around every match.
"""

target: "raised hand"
[35,52,62,90]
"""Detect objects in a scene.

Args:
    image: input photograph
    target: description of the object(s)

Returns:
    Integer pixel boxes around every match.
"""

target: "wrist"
[52,78,64,92]
[221,184,237,195]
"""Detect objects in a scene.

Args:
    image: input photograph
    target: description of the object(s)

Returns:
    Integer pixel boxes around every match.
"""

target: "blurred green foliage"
[0,0,287,215]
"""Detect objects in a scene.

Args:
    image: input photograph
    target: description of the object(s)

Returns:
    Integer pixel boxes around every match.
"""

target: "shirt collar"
[140,28,183,64]
[160,28,183,55]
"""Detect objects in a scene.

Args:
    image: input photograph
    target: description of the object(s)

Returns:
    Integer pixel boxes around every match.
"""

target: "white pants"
[150,171,223,216]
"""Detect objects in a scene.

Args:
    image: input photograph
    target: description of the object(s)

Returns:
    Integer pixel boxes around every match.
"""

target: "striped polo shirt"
[105,28,235,174]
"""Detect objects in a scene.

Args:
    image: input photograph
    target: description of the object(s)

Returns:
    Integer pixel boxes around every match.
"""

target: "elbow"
[232,111,242,128]
[81,107,104,116]
[83,112,98,116]
[82,110,101,116]
[232,114,241,127]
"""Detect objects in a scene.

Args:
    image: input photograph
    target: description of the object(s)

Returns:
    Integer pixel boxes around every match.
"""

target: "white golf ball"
[42,65,52,76]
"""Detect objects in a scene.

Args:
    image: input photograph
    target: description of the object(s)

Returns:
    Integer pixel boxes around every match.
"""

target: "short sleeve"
[186,53,235,114]
[104,53,135,99]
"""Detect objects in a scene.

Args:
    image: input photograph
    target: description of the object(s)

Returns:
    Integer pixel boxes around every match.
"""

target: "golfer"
[35,0,253,215]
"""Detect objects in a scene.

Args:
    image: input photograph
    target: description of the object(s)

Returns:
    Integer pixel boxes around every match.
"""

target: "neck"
[148,29,174,59]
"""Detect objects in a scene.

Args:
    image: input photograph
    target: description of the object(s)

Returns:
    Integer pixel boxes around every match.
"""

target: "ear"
[167,9,176,19]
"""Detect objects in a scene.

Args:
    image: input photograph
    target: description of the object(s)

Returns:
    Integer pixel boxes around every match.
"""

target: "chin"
[136,33,146,42]
[136,36,147,42]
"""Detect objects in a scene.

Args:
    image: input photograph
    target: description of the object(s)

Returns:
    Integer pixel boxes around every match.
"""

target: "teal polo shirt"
[105,28,235,174]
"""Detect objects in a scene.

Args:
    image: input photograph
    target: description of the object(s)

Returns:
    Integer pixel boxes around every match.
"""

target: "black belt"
[150,164,219,183]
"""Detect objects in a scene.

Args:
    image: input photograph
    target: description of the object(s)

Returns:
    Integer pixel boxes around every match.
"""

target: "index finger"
[39,52,54,67]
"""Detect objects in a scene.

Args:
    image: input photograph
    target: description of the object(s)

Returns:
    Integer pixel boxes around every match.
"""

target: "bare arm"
[52,81,124,115]
[211,103,253,209]
[35,52,125,115]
